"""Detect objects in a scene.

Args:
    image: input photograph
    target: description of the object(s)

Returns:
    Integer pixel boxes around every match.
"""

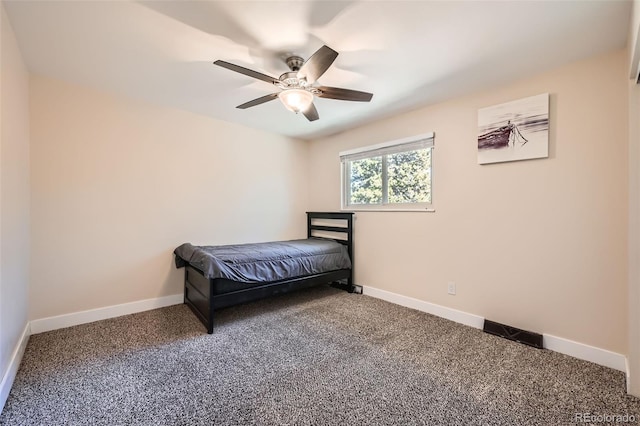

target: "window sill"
[341,208,436,213]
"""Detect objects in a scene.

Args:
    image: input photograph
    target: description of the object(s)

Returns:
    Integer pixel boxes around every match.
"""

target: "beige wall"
[0,1,30,394]
[29,76,309,319]
[309,49,629,354]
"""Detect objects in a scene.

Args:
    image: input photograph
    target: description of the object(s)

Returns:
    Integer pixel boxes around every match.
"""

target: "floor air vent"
[483,319,543,349]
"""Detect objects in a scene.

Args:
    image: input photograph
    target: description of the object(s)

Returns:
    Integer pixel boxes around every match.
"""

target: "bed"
[174,212,354,333]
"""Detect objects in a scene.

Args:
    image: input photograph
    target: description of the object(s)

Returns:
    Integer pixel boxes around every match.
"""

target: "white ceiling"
[3,0,632,140]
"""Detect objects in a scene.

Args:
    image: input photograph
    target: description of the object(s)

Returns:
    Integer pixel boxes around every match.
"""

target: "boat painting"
[478,121,528,150]
[478,93,549,164]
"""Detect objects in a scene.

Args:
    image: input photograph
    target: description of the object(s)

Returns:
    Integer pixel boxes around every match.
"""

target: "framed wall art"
[477,93,549,165]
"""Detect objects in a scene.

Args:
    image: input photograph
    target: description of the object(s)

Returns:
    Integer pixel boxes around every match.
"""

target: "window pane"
[349,157,383,205]
[387,149,431,203]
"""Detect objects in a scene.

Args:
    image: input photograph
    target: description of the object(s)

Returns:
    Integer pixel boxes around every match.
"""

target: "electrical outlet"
[447,282,456,295]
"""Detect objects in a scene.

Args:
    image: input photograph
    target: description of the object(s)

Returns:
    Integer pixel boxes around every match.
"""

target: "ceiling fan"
[213,45,373,122]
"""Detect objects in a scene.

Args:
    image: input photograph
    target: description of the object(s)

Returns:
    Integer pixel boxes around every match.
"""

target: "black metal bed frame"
[183,212,354,333]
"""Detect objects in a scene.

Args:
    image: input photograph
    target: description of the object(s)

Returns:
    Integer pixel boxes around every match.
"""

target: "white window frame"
[340,132,435,212]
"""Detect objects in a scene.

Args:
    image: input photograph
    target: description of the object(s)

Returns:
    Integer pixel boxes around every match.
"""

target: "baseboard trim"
[0,322,30,414]
[543,333,627,372]
[362,285,627,372]
[30,294,183,335]
[362,286,484,329]
[626,357,631,393]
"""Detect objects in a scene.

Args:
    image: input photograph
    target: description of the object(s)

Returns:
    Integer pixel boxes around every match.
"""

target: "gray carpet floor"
[1,286,639,425]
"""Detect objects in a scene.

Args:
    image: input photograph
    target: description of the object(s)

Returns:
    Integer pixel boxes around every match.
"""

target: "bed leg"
[208,280,215,334]
[330,280,356,293]
[346,278,355,293]
[346,272,357,293]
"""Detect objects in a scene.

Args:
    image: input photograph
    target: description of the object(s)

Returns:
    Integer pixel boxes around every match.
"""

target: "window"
[340,133,434,211]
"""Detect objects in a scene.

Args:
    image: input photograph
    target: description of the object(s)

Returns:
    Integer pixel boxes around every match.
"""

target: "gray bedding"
[174,238,351,283]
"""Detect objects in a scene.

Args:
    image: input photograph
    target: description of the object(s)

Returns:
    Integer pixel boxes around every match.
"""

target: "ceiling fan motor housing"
[285,55,304,72]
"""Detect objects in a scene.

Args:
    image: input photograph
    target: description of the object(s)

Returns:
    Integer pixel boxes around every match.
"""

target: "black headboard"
[306,212,354,264]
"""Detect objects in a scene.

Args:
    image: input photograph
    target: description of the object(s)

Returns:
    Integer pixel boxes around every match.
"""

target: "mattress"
[174,238,351,283]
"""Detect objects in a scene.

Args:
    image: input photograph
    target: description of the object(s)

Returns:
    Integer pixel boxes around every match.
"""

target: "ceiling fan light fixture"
[278,89,313,113]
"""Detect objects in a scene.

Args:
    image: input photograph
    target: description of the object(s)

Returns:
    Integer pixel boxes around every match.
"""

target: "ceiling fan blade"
[214,60,279,85]
[302,102,319,122]
[297,45,338,84]
[236,93,279,109]
[317,86,373,102]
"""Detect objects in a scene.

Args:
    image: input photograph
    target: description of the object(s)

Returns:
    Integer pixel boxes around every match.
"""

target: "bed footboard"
[184,266,214,332]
